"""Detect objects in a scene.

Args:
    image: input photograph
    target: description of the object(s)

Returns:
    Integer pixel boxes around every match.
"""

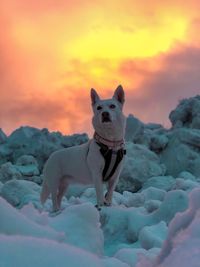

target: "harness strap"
[96,142,126,182]
[106,149,125,181]
[102,149,112,180]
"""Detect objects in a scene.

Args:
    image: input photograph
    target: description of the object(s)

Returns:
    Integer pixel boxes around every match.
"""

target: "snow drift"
[0,95,200,267]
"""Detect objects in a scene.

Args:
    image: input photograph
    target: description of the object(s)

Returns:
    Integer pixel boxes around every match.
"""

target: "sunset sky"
[0,0,200,136]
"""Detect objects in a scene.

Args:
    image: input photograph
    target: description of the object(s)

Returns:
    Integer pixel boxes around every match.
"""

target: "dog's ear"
[91,88,100,105]
[113,85,125,105]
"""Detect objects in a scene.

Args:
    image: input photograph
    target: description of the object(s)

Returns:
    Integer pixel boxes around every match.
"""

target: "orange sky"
[0,0,200,136]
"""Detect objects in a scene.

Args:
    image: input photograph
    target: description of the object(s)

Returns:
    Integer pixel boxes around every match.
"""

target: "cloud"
[1,43,200,135]
[1,0,200,135]
[123,44,200,126]
[0,92,93,135]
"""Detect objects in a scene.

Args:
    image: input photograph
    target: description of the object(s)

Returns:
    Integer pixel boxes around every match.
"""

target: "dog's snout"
[102,111,110,118]
[101,111,111,123]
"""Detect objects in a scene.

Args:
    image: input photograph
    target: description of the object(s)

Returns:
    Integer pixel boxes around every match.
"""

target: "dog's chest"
[96,142,126,182]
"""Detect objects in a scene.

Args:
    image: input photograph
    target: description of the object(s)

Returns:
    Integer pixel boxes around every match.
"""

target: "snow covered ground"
[0,95,200,267]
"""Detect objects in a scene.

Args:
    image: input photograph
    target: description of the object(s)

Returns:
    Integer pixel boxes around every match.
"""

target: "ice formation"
[0,95,200,267]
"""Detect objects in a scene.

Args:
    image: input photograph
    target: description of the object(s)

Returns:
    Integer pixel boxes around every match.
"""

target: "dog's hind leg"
[57,177,68,210]
[47,176,60,212]
[40,179,50,205]
[51,188,59,212]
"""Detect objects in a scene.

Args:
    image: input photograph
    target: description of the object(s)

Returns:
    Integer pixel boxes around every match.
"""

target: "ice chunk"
[142,176,176,191]
[1,179,41,208]
[49,203,104,256]
[138,221,168,249]
[0,162,22,183]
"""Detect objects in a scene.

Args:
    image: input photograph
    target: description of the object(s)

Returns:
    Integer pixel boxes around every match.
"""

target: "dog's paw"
[104,201,111,207]
[49,210,62,217]
[104,192,112,206]
[95,204,102,211]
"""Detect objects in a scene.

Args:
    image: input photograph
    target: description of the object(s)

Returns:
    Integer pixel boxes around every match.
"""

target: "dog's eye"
[97,106,102,110]
[109,104,116,109]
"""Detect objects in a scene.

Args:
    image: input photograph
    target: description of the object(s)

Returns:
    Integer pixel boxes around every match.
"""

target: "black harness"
[96,142,126,182]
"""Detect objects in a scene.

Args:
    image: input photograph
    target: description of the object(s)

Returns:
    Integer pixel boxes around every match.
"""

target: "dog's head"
[91,85,126,134]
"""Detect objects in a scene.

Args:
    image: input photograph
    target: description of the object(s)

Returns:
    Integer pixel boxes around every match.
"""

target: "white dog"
[40,85,126,212]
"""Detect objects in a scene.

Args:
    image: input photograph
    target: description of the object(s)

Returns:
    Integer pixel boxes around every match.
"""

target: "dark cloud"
[124,45,200,126]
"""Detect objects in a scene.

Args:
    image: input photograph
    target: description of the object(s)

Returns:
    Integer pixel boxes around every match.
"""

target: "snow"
[115,247,160,267]
[144,199,161,213]
[138,221,168,249]
[122,191,145,208]
[0,197,64,242]
[136,188,200,267]
[153,190,188,223]
[117,142,166,192]
[0,129,7,144]
[160,128,200,177]
[149,134,168,153]
[102,257,130,267]
[0,181,3,193]
[4,126,88,170]
[125,114,144,143]
[48,203,104,255]
[0,235,103,267]
[16,155,38,166]
[15,155,40,177]
[0,162,22,182]
[142,175,176,191]
[174,178,199,192]
[1,179,42,208]
[178,171,197,181]
[169,95,200,129]
[142,187,166,202]
[0,95,200,267]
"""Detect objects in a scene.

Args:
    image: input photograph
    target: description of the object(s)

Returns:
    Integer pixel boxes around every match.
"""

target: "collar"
[94,131,125,150]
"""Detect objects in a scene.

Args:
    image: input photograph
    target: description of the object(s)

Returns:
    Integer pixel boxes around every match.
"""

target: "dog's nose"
[102,111,111,122]
[102,111,110,118]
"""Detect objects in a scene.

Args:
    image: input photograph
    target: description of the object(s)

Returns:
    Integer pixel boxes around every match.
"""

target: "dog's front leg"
[87,140,105,209]
[104,176,119,206]
[105,163,123,206]
[90,169,104,209]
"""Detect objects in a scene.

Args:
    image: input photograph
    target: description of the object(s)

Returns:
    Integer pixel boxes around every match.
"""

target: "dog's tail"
[40,179,50,205]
